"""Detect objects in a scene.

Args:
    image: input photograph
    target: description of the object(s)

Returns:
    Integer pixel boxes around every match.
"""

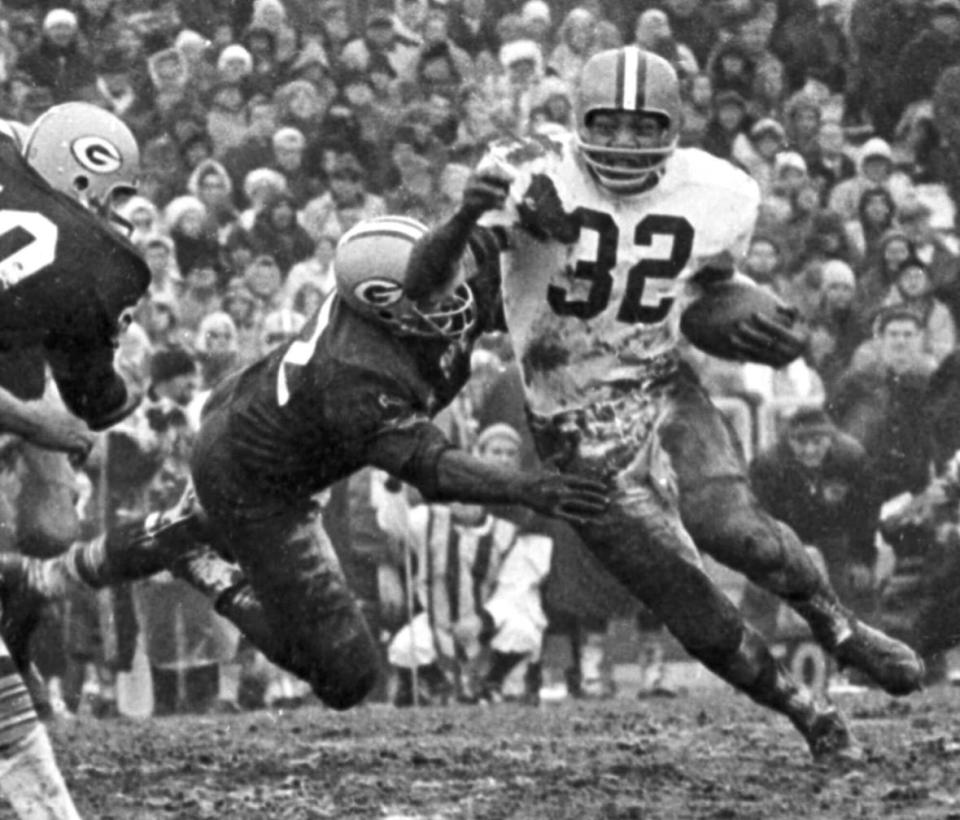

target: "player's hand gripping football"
[729,306,808,368]
[459,171,511,221]
[520,470,610,523]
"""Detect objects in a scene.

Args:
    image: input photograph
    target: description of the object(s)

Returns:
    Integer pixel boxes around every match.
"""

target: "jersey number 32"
[547,210,693,325]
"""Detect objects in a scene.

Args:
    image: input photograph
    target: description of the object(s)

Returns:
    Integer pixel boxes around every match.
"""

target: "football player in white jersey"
[403,46,924,762]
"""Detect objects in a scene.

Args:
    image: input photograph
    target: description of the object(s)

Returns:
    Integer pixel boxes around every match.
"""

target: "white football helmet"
[21,102,140,215]
[575,46,681,193]
[335,215,476,342]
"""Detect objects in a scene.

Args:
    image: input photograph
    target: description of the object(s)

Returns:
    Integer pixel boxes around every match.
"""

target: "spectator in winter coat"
[808,260,870,394]
[750,407,880,614]
[547,7,596,91]
[16,9,96,103]
[242,192,315,276]
[845,187,898,273]
[205,81,249,158]
[164,195,221,278]
[830,307,936,500]
[221,95,280,197]
[828,137,914,222]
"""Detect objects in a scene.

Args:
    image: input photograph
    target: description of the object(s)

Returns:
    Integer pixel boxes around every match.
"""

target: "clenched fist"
[460,171,512,220]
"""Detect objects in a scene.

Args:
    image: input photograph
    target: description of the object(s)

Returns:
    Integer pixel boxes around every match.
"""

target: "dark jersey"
[194,228,504,508]
[0,134,150,422]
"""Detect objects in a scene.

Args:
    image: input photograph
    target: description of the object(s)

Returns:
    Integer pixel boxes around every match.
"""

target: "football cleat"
[805,708,864,764]
[834,620,925,696]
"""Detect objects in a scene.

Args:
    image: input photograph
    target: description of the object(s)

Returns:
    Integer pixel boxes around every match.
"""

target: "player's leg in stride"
[662,370,924,697]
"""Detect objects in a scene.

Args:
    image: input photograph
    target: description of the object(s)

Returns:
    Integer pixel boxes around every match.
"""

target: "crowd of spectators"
[4,0,960,710]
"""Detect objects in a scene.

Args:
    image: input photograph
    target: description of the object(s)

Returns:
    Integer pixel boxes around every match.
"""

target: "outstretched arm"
[366,420,609,525]
[403,173,511,301]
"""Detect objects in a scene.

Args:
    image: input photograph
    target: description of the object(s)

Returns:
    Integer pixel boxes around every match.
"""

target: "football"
[680,279,795,361]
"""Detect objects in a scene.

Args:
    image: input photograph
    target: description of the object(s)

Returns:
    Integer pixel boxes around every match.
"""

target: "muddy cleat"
[805,708,864,764]
[834,621,925,696]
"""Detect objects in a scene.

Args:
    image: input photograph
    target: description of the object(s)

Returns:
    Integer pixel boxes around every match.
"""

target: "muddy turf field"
[11,686,960,819]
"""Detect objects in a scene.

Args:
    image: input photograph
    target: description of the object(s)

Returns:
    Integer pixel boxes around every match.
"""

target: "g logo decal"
[354,279,404,307]
[71,136,123,174]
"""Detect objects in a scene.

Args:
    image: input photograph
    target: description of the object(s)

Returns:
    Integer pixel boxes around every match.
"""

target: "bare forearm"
[0,386,44,439]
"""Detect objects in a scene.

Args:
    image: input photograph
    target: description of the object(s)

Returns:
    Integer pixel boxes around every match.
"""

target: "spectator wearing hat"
[736,117,787,199]
[187,159,240,244]
[164,195,221,280]
[268,126,318,207]
[519,0,552,46]
[92,47,153,133]
[242,192,315,277]
[206,81,249,157]
[118,195,164,249]
[700,89,751,161]
[236,167,289,231]
[831,307,936,501]
[892,0,960,128]
[490,37,545,135]
[857,229,918,332]
[809,259,870,394]
[249,0,298,67]
[15,8,96,103]
[222,95,280,199]
[748,406,880,623]
[828,137,915,223]
[274,79,332,147]
[241,25,282,99]
[706,38,755,102]
[876,256,957,364]
[341,7,419,82]
[216,43,254,90]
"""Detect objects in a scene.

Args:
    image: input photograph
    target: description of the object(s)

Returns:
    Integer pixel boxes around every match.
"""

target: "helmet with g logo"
[22,102,140,211]
[335,216,476,341]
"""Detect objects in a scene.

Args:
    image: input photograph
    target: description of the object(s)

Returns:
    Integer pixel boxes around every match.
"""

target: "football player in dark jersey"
[2,181,609,712]
[0,103,149,820]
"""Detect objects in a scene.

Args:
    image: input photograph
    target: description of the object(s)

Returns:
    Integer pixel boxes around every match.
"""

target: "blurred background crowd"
[4,0,960,717]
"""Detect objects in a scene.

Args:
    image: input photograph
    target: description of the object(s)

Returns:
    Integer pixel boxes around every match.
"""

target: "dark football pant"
[528,361,841,705]
[192,415,380,711]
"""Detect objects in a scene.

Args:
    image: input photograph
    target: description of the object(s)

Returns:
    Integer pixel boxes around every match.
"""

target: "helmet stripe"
[614,49,625,110]
[622,46,640,111]
[341,226,423,246]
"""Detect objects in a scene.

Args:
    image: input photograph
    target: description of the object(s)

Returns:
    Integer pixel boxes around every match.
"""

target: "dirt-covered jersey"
[478,133,759,415]
[194,231,505,508]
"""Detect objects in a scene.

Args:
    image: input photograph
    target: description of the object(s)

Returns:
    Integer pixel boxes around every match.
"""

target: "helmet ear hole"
[73,174,90,191]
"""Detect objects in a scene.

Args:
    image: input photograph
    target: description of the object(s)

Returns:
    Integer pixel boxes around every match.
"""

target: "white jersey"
[478,134,759,416]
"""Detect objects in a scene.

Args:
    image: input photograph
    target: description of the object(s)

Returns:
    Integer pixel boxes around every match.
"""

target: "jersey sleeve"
[346,375,456,500]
